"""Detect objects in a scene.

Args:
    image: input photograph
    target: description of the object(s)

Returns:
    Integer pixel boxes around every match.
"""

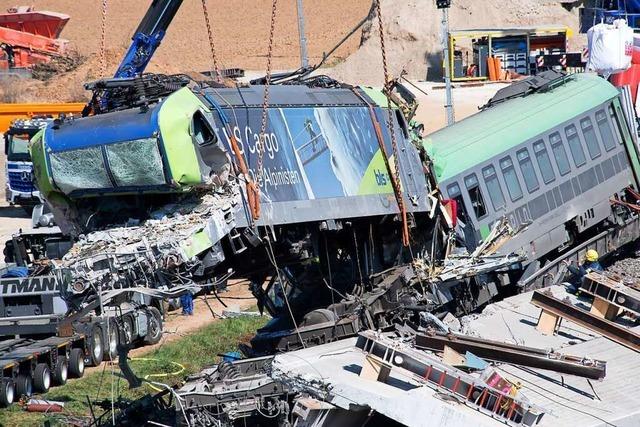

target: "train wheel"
[33,363,51,393]
[143,307,163,345]
[0,379,14,407]
[52,357,68,386]
[88,325,104,366]
[15,374,32,398]
[69,348,85,378]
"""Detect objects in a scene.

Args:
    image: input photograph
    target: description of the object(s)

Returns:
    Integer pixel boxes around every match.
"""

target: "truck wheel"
[0,379,15,407]
[52,357,68,386]
[15,374,32,398]
[88,325,104,366]
[33,363,51,393]
[69,348,85,378]
[122,314,135,345]
[106,321,119,361]
[143,307,163,345]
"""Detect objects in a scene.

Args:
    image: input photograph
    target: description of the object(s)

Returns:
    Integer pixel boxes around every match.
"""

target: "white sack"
[587,19,633,76]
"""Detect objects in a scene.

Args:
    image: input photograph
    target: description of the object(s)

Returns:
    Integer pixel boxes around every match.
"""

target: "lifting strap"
[201,0,221,81]
[373,0,410,246]
[203,93,260,226]
[255,0,280,220]
[99,0,108,76]
[352,88,410,247]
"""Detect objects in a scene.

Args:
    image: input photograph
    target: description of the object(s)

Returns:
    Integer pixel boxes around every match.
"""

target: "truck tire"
[122,314,135,345]
[15,374,32,398]
[52,357,68,386]
[88,324,104,366]
[106,321,119,361]
[143,307,163,345]
[33,363,51,393]
[0,379,15,407]
[69,348,85,378]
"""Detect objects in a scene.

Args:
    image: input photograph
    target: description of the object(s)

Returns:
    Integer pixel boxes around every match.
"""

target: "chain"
[375,0,409,246]
[201,0,221,81]
[99,0,108,76]
[257,0,279,193]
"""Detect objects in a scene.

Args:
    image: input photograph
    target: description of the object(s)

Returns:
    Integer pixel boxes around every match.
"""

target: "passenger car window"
[533,140,555,184]
[565,124,586,167]
[464,173,487,219]
[596,109,617,151]
[549,132,571,175]
[580,117,601,160]
[447,182,469,224]
[482,165,505,211]
[499,156,523,202]
[516,148,539,193]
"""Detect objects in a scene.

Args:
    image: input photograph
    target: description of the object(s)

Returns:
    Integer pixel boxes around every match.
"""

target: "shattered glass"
[50,147,113,194]
[105,138,166,187]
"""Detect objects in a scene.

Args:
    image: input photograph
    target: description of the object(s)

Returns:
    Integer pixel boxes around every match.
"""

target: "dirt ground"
[84,282,258,375]
[0,0,373,102]
[0,0,584,101]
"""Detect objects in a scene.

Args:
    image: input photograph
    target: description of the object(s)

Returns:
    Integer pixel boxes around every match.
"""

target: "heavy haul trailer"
[0,260,164,407]
[0,334,87,406]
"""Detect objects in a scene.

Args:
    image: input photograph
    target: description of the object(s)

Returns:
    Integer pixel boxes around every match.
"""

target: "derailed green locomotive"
[28,71,640,322]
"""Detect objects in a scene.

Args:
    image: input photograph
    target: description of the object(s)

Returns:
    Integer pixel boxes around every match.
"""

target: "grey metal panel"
[619,151,629,169]
[595,163,604,184]
[572,176,582,197]
[553,186,563,207]
[613,154,621,173]
[203,86,366,108]
[578,167,598,192]
[560,180,574,203]
[528,194,549,220]
[602,158,615,179]
[546,190,556,211]
[235,192,429,228]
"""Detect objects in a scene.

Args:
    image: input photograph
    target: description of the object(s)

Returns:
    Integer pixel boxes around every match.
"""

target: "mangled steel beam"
[176,356,290,425]
[581,271,640,316]
[357,331,544,427]
[531,290,640,352]
[414,331,606,380]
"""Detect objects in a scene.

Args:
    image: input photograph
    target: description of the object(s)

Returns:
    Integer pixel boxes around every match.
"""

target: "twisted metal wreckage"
[19,0,640,425]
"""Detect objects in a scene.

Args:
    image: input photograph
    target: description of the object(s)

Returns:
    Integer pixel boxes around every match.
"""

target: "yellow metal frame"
[0,102,85,133]
[447,25,570,82]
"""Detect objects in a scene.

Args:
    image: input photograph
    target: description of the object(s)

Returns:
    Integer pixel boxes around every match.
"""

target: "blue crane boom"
[113,0,184,78]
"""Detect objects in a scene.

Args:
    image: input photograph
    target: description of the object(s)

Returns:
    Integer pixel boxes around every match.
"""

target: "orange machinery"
[0,103,85,133]
[0,6,70,70]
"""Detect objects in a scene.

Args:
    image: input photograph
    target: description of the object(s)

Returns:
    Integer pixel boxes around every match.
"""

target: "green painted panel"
[423,73,620,183]
[29,129,55,199]
[613,98,640,188]
[357,149,394,195]
[360,87,389,107]
[158,88,209,186]
[181,229,213,259]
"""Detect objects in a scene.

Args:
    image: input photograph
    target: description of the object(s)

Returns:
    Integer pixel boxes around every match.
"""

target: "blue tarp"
[1,267,29,278]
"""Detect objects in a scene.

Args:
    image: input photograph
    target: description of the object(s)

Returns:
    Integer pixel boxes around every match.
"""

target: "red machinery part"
[0,7,69,69]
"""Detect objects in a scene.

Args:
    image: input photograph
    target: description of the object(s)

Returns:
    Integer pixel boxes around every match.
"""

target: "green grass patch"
[0,315,267,427]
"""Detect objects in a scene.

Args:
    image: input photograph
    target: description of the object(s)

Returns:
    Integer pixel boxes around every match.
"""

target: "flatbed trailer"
[0,333,87,406]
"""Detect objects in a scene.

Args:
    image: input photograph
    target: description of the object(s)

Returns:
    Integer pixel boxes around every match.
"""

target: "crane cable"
[99,0,108,76]
[374,0,410,246]
[200,0,260,223]
[255,0,280,220]
[200,0,221,81]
